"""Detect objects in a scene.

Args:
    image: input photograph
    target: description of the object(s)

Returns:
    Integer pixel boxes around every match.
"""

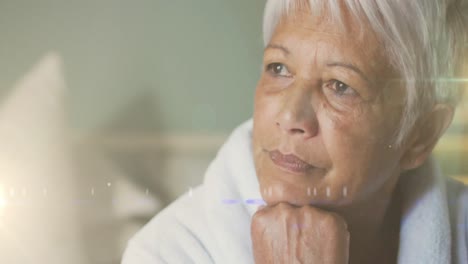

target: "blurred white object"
[113,176,162,256]
[72,144,164,262]
[0,53,86,263]
[113,177,162,220]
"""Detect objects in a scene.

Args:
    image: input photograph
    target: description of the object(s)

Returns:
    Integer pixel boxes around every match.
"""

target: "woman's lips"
[268,150,313,174]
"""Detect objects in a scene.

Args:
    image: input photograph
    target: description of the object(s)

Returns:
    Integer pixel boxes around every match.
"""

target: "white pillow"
[0,53,86,264]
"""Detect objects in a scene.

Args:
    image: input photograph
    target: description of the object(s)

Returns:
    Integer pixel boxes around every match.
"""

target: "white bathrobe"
[122,119,468,264]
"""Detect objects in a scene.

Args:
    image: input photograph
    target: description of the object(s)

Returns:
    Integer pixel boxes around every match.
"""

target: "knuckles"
[251,209,270,232]
[252,203,349,238]
[251,203,350,263]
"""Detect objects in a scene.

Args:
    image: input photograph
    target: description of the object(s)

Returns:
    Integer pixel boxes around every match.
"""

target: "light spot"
[107,182,112,187]
[0,197,6,214]
[189,187,193,197]
[343,186,348,197]
[313,188,317,196]
[307,187,311,196]
[292,224,301,229]
[222,199,240,205]
[0,198,6,209]
[0,188,6,210]
[326,187,330,197]
[245,199,265,205]
[91,188,95,196]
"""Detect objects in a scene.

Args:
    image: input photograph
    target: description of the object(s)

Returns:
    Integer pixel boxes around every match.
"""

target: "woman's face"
[252,9,406,208]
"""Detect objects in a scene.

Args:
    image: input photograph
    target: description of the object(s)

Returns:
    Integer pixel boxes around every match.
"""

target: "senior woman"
[123,0,468,263]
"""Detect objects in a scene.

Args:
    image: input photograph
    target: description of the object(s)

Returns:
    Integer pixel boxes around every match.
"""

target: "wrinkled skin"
[252,9,404,213]
[252,203,349,264]
[249,4,451,264]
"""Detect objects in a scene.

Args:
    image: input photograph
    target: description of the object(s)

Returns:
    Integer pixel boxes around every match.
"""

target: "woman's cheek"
[317,112,376,199]
[315,102,353,150]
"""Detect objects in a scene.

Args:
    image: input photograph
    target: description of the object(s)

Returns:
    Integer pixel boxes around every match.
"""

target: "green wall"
[0,0,266,133]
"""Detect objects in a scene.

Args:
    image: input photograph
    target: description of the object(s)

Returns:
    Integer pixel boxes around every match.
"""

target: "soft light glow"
[0,197,6,210]
[0,185,7,214]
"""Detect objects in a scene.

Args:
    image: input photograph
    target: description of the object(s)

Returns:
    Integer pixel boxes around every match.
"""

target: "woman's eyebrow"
[326,61,371,84]
[265,43,290,55]
[264,44,372,84]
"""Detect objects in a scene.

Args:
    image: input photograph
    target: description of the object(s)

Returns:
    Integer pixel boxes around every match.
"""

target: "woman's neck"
[335,177,403,264]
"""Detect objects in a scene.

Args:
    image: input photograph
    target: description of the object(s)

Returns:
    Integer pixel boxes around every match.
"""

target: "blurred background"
[0,0,466,263]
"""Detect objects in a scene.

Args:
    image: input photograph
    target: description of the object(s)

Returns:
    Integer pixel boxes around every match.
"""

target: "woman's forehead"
[277,4,379,46]
[270,10,397,81]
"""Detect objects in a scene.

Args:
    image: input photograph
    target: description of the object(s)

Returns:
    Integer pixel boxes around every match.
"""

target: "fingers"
[251,202,350,264]
[254,202,348,232]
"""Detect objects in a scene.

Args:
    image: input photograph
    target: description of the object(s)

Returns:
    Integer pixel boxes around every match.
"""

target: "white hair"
[263,0,468,145]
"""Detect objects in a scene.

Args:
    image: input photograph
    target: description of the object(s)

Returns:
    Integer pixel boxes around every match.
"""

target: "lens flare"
[0,197,6,210]
[0,185,7,215]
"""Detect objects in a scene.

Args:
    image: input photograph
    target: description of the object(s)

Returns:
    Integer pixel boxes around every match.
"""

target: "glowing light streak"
[222,199,240,204]
[245,199,266,205]
[434,78,468,83]
[0,185,7,215]
[0,197,6,211]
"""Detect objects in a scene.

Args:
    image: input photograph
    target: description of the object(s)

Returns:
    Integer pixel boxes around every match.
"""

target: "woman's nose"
[275,88,319,139]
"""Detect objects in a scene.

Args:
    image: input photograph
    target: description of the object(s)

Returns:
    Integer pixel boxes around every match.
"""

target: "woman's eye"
[266,63,291,77]
[328,80,357,96]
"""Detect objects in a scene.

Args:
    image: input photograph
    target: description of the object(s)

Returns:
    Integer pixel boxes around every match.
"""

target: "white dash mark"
[326,187,330,197]
[343,186,348,197]
[189,187,193,197]
[91,188,95,196]
[107,182,111,187]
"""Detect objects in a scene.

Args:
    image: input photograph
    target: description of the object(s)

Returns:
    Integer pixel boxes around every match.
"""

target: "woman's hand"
[251,203,350,264]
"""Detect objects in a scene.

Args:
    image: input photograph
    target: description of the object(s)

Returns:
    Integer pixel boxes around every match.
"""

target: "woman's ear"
[400,104,455,171]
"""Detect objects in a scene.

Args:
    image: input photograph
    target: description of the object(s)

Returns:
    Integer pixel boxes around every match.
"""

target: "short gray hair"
[263,0,468,145]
